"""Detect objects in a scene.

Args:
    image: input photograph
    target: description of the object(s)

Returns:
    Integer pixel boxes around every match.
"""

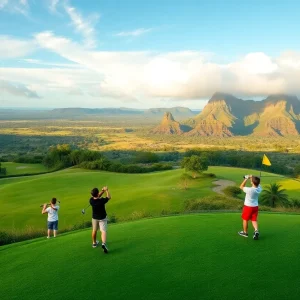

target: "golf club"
[39,200,61,208]
[81,204,90,215]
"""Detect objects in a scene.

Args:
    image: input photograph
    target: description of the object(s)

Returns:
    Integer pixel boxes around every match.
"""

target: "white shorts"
[92,218,107,232]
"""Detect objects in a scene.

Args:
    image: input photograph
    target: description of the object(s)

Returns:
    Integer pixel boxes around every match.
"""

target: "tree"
[260,183,289,208]
[293,164,300,178]
[0,162,6,176]
[181,155,208,178]
[223,186,241,198]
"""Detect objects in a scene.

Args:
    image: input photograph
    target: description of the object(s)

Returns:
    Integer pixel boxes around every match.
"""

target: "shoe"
[238,231,248,238]
[102,243,108,254]
[47,236,50,239]
[253,230,259,240]
[92,241,99,248]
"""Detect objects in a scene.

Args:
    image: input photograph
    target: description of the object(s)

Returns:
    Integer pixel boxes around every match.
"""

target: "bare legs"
[243,220,258,233]
[92,230,106,244]
[252,221,258,231]
[243,220,248,233]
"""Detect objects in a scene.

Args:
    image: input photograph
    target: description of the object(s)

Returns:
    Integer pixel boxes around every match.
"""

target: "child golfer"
[238,175,262,240]
[90,186,111,253]
[42,198,60,238]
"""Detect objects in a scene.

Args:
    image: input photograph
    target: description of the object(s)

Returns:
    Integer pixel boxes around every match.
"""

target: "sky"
[0,0,300,109]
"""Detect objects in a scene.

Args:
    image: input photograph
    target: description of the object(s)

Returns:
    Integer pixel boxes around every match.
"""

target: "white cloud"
[49,0,59,13]
[0,0,29,15]
[32,31,300,101]
[0,80,40,98]
[64,4,99,48]
[0,36,37,58]
[115,28,153,37]
[2,31,300,107]
[0,0,8,9]
[22,58,81,68]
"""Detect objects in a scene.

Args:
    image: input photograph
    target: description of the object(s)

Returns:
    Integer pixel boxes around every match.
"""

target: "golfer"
[238,175,262,240]
[90,186,111,253]
[42,198,60,238]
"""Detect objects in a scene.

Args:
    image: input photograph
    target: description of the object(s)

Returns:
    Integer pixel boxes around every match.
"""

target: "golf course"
[1,213,300,300]
[1,165,300,299]
[1,166,299,231]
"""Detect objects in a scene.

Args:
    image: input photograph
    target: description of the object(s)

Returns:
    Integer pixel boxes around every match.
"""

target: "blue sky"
[0,0,300,108]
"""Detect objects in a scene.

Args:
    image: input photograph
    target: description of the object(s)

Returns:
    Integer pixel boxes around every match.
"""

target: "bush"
[289,198,300,208]
[184,195,242,211]
[222,186,242,198]
[127,210,152,221]
[134,152,159,163]
[109,215,118,223]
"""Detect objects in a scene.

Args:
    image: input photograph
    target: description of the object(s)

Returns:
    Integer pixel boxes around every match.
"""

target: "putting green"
[1,213,300,300]
[1,162,48,176]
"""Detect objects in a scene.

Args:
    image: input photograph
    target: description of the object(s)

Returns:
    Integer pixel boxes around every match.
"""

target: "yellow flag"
[262,154,271,166]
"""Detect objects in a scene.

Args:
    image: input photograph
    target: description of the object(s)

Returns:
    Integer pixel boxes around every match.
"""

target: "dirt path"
[212,179,236,195]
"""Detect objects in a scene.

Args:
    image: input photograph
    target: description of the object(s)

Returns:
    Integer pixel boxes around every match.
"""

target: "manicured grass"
[1,162,48,176]
[1,213,300,300]
[208,166,300,198]
[0,168,214,230]
[1,166,299,231]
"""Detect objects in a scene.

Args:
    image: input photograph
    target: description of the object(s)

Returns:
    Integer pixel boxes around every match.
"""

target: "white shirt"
[243,185,262,207]
[46,206,60,221]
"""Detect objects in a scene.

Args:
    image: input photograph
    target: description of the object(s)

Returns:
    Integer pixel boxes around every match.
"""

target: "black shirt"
[89,197,109,220]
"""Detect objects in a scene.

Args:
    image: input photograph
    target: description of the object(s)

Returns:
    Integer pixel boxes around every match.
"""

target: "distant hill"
[151,112,187,134]
[152,93,300,137]
[0,106,196,121]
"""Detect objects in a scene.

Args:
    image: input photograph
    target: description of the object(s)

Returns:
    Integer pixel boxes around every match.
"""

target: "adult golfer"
[90,186,111,253]
[238,175,262,240]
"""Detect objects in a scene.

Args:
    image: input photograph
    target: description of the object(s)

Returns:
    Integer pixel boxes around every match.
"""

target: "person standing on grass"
[42,198,60,239]
[90,186,111,253]
[238,175,262,240]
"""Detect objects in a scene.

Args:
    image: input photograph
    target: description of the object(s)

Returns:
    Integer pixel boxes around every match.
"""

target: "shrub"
[184,195,242,211]
[127,210,152,221]
[109,215,118,223]
[222,186,242,198]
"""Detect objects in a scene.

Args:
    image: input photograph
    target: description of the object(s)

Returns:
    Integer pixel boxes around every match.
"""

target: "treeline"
[184,149,296,176]
[42,145,172,173]
[0,162,6,176]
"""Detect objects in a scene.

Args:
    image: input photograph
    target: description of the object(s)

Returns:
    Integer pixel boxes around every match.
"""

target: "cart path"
[212,180,236,194]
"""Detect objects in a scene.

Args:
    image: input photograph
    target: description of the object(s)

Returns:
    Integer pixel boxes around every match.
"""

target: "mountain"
[152,93,300,137]
[250,95,300,136]
[185,114,233,137]
[151,112,187,135]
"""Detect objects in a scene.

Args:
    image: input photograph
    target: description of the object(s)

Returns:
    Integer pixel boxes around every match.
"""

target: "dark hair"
[51,197,57,204]
[252,176,260,187]
[91,188,99,197]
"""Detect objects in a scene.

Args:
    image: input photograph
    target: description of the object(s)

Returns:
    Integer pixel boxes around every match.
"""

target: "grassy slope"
[1,162,48,176]
[0,166,299,230]
[1,213,300,300]
[0,168,214,230]
[209,166,300,198]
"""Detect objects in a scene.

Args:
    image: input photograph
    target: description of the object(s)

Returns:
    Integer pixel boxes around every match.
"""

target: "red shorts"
[242,205,258,221]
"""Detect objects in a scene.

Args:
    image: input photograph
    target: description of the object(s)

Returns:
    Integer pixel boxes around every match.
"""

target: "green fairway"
[208,166,300,198]
[1,162,48,176]
[0,168,214,230]
[0,166,299,231]
[1,213,300,300]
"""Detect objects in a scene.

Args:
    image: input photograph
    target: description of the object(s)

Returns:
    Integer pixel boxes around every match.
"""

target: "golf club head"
[81,209,85,215]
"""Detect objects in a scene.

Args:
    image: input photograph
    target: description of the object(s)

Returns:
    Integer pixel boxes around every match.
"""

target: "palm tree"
[260,183,289,208]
